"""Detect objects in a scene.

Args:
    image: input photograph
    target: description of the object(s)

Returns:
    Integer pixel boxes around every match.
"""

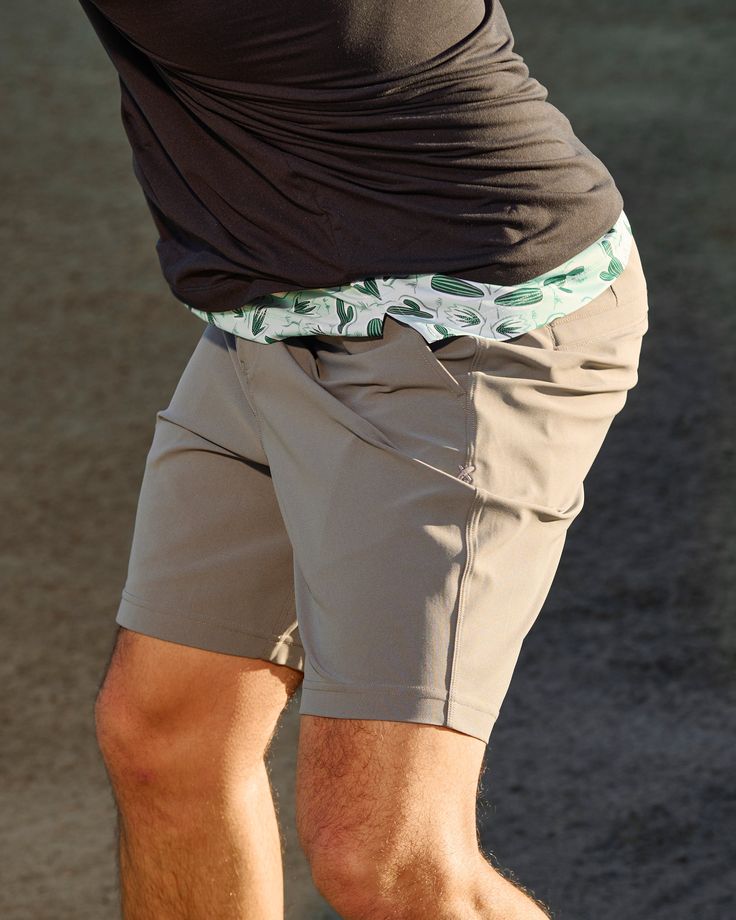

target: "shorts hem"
[299,682,497,744]
[116,594,305,671]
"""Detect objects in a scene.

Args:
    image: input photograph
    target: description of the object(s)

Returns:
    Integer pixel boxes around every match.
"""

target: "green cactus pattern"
[186,211,633,346]
[366,317,383,337]
[430,275,486,297]
[493,287,544,307]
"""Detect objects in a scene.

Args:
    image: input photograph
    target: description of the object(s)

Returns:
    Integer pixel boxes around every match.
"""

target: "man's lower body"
[95,240,649,918]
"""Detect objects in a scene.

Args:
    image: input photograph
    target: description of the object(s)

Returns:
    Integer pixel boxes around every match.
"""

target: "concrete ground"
[1,1,734,917]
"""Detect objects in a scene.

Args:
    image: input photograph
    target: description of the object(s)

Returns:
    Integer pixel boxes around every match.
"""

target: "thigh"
[295,715,484,857]
[446,237,650,725]
[240,315,493,741]
[116,322,304,671]
[238,245,649,748]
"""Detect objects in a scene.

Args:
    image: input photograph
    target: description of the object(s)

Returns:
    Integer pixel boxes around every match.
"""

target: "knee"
[93,635,275,793]
[304,839,385,918]
[93,664,201,792]
[304,832,471,920]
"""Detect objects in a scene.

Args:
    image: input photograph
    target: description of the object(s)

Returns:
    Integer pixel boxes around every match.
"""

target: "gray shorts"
[117,240,649,743]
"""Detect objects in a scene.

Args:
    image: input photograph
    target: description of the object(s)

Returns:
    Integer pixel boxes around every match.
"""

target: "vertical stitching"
[448,340,482,724]
[448,493,482,726]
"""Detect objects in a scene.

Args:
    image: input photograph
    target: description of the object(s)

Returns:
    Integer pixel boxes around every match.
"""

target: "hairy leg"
[296,716,552,920]
[95,627,303,920]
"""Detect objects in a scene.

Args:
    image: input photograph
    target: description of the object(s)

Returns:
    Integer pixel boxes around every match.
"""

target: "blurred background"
[2,1,734,917]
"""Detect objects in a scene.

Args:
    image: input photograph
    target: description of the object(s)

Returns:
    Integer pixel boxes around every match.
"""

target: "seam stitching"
[448,340,482,723]
[301,680,500,718]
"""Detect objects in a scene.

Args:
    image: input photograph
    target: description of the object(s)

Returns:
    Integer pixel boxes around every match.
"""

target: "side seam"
[447,342,484,726]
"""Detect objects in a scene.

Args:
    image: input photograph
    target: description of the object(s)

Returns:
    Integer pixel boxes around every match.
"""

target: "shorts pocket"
[547,238,649,352]
[386,315,478,398]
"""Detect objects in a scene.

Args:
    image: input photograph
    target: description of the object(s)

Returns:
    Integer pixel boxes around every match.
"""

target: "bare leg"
[296,716,552,920]
[95,627,303,919]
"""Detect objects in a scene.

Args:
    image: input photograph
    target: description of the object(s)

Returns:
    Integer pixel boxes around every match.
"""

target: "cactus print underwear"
[185,209,633,346]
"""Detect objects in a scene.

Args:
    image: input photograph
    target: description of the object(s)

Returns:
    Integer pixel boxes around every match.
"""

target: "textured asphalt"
[1,1,734,917]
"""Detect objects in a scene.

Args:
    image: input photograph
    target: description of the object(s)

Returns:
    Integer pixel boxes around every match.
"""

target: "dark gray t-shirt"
[79,0,624,311]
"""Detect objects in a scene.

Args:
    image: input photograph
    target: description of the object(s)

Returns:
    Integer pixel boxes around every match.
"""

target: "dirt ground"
[2,1,734,918]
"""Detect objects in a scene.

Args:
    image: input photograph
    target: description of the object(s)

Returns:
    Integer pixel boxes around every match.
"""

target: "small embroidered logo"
[457,463,476,483]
